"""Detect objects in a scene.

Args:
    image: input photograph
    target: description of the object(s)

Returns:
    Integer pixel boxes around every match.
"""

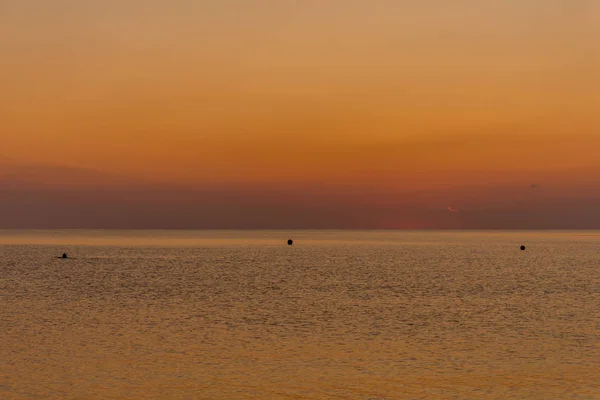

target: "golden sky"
[1,1,600,227]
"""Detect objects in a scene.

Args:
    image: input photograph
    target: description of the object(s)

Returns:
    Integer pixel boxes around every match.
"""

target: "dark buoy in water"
[62,253,68,259]
[287,239,293,246]
[520,245,526,251]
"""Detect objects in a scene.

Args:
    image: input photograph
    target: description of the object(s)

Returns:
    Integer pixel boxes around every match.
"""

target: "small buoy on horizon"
[287,239,293,246]
[520,245,526,251]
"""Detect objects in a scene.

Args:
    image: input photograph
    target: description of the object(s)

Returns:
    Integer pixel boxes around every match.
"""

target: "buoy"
[520,245,526,251]
[287,239,293,246]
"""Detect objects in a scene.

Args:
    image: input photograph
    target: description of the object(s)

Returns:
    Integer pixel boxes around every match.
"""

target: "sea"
[1,230,599,399]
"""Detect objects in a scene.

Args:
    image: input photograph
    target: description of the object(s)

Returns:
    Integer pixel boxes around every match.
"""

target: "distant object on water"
[531,184,538,189]
[58,253,68,259]
[520,245,526,251]
[287,239,293,246]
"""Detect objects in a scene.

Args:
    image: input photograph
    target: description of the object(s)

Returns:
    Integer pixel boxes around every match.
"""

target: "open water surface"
[1,230,599,399]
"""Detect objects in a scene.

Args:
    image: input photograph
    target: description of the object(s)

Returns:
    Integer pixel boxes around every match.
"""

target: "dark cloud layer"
[2,161,600,229]
[2,183,600,230]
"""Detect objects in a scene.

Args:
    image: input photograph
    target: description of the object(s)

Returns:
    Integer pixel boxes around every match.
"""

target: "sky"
[1,0,600,228]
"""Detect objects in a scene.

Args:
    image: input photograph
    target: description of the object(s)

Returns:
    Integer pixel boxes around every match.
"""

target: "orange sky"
[1,1,600,228]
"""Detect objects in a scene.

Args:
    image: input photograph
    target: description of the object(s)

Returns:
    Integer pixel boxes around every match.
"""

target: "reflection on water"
[1,230,599,399]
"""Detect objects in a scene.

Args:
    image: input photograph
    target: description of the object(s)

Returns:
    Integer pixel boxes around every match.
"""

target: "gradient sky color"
[1,1,600,228]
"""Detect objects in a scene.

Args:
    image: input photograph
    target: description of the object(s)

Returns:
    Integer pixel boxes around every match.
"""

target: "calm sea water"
[1,230,599,399]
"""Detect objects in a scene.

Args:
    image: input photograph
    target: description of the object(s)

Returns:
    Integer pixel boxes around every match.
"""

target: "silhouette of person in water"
[62,253,68,259]
[287,239,293,246]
